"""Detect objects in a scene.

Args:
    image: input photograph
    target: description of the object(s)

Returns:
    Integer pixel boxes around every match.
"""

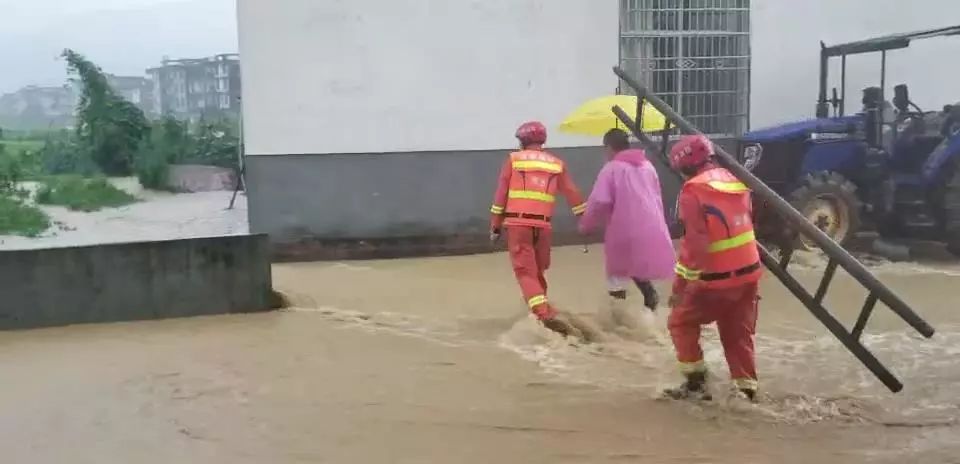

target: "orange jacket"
[672,167,762,295]
[490,149,586,230]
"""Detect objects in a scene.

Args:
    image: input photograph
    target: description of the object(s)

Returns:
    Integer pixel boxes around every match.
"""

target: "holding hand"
[667,293,681,309]
[489,229,501,243]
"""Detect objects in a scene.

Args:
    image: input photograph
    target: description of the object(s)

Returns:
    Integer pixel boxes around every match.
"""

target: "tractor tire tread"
[788,171,862,246]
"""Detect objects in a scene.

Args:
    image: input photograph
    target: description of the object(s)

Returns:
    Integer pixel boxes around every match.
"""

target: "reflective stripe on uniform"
[707,180,749,193]
[490,205,504,215]
[527,294,548,308]
[733,378,759,391]
[508,190,555,203]
[512,160,563,173]
[678,360,707,374]
[707,230,756,253]
[571,203,587,215]
[675,263,702,281]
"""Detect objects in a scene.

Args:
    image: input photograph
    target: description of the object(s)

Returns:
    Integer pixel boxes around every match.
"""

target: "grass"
[0,140,44,156]
[0,140,44,179]
[35,176,137,212]
[0,195,50,237]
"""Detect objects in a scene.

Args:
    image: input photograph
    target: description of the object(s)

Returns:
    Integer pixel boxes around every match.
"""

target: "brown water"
[1,247,958,463]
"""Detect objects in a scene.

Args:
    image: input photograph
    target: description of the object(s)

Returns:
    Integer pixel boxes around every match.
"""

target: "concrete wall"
[751,0,960,129]
[237,0,619,155]
[236,1,751,259]
[243,140,747,261]
[0,234,273,330]
[237,0,628,258]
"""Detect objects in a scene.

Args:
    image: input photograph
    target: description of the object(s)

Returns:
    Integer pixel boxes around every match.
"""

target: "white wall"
[751,0,960,129]
[237,0,619,156]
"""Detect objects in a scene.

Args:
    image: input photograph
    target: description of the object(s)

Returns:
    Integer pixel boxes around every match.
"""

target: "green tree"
[62,49,148,176]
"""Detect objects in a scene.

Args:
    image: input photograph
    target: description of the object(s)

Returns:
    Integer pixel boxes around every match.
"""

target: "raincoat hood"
[613,148,649,166]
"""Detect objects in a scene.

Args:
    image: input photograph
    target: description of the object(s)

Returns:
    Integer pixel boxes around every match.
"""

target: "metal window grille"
[619,0,751,136]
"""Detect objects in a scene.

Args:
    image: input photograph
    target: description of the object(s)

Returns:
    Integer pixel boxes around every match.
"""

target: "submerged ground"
[0,247,958,463]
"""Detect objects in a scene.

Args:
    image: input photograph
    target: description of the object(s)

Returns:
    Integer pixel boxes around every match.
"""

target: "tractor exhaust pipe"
[862,86,884,148]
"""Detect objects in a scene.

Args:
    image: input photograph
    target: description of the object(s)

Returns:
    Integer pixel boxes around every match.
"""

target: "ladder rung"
[852,293,880,340]
[814,259,839,304]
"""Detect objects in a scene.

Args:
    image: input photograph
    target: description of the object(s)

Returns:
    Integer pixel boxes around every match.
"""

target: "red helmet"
[515,121,547,145]
[669,134,714,171]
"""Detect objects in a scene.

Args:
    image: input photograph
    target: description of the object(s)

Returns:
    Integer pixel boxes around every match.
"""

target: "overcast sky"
[0,0,238,93]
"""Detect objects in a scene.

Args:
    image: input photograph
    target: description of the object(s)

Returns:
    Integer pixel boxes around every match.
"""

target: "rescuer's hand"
[489,229,501,243]
[667,293,681,309]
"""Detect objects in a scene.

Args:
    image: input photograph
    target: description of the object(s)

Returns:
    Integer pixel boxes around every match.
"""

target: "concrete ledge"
[0,234,274,330]
[167,164,238,192]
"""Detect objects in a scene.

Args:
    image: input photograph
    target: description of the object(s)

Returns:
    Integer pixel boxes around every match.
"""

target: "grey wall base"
[246,140,735,261]
[0,234,274,330]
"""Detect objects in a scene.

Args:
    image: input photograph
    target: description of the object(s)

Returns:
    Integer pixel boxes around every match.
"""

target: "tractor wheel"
[942,162,960,257]
[788,171,862,250]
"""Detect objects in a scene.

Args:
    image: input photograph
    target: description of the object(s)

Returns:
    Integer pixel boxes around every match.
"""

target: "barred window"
[620,0,751,136]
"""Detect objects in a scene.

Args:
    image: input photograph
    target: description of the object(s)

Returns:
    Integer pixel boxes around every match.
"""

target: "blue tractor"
[738,25,960,256]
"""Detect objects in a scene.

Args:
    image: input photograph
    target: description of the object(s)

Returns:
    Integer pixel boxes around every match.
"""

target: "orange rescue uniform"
[669,166,763,392]
[490,149,586,320]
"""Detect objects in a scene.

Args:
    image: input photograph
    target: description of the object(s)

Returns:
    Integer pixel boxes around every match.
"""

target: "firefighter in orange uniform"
[664,135,763,402]
[490,121,588,337]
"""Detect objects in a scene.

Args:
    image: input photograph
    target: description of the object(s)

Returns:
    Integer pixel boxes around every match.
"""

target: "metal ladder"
[612,66,935,393]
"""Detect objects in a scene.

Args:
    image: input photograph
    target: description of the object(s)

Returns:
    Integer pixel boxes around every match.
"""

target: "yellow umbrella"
[558,95,668,136]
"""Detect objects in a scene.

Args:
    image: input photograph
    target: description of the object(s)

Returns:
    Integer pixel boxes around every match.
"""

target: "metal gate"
[619,0,751,136]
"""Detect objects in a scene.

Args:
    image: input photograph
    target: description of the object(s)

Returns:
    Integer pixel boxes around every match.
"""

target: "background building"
[0,85,76,130]
[237,0,752,258]
[106,74,155,117]
[148,54,241,122]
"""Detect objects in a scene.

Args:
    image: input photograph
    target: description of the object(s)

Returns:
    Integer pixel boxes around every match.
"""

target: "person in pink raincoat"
[579,128,677,318]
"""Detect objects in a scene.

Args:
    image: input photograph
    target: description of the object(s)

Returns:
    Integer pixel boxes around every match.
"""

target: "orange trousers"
[506,226,555,320]
[668,281,760,390]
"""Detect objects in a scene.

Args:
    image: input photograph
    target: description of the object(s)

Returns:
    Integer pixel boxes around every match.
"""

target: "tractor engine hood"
[741,115,863,143]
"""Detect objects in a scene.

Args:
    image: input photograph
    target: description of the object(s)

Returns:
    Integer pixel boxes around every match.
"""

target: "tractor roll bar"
[613,65,933,339]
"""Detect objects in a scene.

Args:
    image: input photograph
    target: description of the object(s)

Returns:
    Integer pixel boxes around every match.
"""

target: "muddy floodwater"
[1,247,959,463]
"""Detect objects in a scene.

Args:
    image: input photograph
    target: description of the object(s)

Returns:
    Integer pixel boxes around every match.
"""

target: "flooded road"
[1,247,958,463]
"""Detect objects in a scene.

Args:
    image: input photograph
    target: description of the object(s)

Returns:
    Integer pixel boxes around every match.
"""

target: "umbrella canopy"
[558,95,668,136]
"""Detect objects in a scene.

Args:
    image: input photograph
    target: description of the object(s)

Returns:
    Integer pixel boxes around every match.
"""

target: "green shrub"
[36,176,136,212]
[183,120,240,168]
[0,195,50,237]
[39,134,98,176]
[134,117,190,190]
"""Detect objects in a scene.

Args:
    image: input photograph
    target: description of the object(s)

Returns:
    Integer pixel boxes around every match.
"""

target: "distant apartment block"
[107,75,155,116]
[148,54,241,122]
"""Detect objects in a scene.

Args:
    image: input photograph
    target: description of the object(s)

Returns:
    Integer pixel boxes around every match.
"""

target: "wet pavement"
[1,246,958,463]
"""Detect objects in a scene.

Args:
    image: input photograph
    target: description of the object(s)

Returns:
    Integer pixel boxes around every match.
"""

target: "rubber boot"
[634,280,659,311]
[738,388,757,402]
[539,309,585,341]
[662,371,712,401]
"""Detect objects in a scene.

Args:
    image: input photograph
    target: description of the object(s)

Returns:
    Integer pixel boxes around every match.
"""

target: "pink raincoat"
[578,149,676,280]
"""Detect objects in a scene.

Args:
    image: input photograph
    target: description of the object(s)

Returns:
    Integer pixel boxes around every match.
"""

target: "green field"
[0,140,44,156]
